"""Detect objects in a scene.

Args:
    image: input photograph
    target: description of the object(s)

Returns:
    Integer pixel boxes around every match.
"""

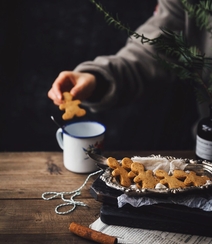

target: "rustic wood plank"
[0,174,100,199]
[0,152,103,243]
[0,233,95,244]
[0,199,101,243]
[0,199,101,233]
[0,152,102,199]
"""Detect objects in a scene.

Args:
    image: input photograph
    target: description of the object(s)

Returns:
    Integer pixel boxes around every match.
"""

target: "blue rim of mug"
[62,121,106,139]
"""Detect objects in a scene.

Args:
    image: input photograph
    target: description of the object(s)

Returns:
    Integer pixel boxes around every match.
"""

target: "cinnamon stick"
[69,222,117,244]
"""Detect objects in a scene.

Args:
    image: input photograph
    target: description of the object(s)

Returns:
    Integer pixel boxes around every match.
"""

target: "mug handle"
[56,128,64,150]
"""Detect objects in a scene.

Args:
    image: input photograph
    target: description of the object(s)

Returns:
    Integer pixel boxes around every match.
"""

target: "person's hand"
[48,71,96,105]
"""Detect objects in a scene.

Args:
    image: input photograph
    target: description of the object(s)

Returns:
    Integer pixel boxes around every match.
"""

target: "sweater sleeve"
[74,0,185,113]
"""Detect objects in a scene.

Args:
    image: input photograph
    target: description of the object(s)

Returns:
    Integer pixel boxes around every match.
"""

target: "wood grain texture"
[0,152,101,243]
[0,152,99,198]
[0,151,195,243]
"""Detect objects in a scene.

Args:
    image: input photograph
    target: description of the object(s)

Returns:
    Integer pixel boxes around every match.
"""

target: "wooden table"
[0,151,195,244]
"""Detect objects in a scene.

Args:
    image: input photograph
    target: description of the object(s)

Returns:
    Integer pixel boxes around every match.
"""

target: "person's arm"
[74,0,185,112]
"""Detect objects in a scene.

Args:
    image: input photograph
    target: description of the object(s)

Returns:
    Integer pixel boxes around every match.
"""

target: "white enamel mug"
[56,121,105,173]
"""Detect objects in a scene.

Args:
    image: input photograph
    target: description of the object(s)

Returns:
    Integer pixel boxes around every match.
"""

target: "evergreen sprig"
[181,0,212,34]
[89,0,154,43]
[89,0,212,104]
[151,28,212,103]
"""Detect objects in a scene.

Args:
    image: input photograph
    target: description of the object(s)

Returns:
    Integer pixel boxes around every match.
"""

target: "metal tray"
[100,155,212,196]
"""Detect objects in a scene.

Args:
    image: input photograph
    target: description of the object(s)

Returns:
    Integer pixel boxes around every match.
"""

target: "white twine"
[42,169,103,215]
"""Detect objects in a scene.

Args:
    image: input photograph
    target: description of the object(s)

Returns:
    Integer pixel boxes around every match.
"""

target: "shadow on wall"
[0,0,196,151]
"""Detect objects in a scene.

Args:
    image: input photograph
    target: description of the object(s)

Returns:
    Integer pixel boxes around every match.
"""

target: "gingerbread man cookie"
[155,169,186,189]
[121,157,134,171]
[128,162,145,179]
[184,171,210,187]
[173,170,210,187]
[59,92,86,120]
[172,169,187,181]
[107,157,132,187]
[130,162,159,189]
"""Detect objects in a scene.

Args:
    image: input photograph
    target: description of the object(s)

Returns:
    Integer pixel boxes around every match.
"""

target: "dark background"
[0,0,197,152]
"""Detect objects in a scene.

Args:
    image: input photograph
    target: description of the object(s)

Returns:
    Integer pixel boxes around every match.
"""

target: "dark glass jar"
[195,104,212,161]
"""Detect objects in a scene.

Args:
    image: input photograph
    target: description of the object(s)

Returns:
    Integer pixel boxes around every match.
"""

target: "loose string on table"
[41,169,103,215]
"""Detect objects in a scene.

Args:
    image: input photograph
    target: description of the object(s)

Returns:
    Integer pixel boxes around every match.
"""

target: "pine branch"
[89,0,155,44]
[150,29,212,103]
[181,0,212,34]
[89,0,212,103]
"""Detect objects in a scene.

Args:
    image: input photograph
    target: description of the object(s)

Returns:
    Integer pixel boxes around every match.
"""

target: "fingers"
[48,71,74,105]
[48,71,97,105]
[70,73,96,100]
[48,89,62,105]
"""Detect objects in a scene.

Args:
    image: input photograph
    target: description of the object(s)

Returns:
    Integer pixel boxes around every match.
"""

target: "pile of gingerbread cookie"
[107,157,211,189]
